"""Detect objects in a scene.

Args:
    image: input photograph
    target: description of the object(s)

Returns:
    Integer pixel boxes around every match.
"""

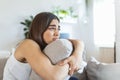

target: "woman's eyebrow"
[49,24,56,26]
[49,25,60,28]
[49,25,56,27]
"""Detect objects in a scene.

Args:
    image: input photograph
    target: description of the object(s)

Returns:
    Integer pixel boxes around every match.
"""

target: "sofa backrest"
[0,57,9,80]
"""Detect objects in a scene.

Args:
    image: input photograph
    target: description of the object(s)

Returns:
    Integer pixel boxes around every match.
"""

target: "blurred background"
[0,0,120,63]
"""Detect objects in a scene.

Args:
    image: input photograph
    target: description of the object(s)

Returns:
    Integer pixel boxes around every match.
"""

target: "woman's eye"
[48,28,60,31]
[48,28,56,30]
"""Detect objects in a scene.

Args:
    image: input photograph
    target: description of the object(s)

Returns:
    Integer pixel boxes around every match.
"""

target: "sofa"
[0,54,87,80]
[1,51,120,80]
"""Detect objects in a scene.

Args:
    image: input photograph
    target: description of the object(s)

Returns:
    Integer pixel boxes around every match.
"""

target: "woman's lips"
[53,38,58,41]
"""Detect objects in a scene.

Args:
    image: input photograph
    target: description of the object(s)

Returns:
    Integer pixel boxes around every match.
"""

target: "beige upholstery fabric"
[0,57,8,80]
[86,57,120,80]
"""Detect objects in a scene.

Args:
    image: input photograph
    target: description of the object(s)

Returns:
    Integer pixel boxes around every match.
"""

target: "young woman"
[3,12,84,80]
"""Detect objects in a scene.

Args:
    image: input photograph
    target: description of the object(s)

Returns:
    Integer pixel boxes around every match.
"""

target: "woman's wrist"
[53,64,69,79]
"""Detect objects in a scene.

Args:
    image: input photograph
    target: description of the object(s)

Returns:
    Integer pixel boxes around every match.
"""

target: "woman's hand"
[59,55,82,76]
[58,39,84,76]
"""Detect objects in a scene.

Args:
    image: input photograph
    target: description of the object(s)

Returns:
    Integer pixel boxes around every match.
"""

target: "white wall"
[0,0,114,62]
[0,0,84,51]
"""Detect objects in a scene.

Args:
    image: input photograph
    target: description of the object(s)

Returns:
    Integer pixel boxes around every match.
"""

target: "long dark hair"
[28,12,60,50]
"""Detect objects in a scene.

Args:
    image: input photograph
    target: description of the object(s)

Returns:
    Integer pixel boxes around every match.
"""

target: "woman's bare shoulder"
[19,39,39,48]
[14,39,40,62]
[16,39,40,54]
[15,39,40,57]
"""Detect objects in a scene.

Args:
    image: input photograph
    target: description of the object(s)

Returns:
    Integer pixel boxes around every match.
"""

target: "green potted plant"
[20,16,34,38]
[52,6,78,21]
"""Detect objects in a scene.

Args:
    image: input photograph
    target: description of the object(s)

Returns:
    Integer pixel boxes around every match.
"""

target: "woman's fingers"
[68,65,76,76]
[57,56,80,76]
[58,57,71,65]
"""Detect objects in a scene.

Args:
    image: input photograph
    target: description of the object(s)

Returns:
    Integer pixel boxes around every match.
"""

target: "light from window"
[93,0,115,47]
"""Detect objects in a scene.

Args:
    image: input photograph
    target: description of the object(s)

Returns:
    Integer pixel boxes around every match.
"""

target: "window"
[93,0,115,47]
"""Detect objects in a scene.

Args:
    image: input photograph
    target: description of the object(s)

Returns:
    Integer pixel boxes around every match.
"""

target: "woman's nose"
[54,30,60,36]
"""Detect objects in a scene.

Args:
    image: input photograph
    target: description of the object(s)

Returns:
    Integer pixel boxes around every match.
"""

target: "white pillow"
[86,57,120,80]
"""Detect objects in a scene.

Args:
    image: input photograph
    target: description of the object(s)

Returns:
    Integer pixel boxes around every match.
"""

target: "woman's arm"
[59,39,84,75]
[16,39,69,80]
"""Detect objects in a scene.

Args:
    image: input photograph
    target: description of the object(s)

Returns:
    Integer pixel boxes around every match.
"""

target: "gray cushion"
[43,39,73,64]
[86,57,120,80]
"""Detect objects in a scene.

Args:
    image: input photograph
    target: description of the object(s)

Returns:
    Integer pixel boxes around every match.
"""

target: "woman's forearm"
[69,39,84,56]
[66,39,84,75]
[28,53,69,80]
[51,64,69,80]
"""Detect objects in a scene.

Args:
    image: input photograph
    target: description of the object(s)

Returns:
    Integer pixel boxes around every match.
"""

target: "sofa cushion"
[0,57,9,80]
[86,57,120,80]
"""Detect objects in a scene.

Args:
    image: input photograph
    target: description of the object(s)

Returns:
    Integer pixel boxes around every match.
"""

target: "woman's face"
[43,19,60,44]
